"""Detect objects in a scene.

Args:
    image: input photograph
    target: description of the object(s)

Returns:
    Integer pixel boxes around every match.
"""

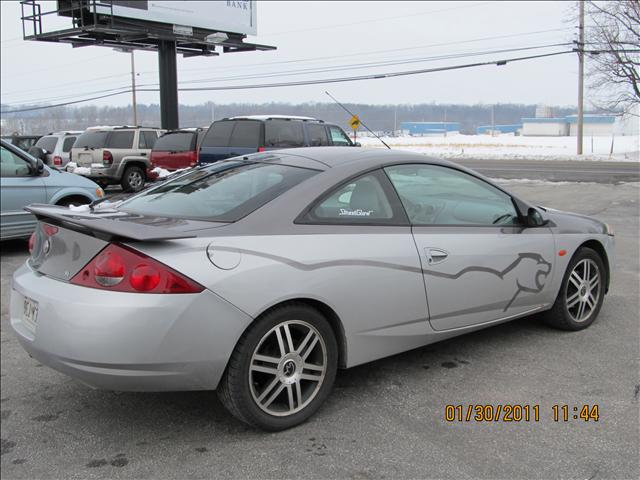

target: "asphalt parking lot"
[1,178,638,479]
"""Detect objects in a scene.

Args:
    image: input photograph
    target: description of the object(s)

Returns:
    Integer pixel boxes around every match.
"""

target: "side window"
[201,121,235,147]
[307,124,329,146]
[328,126,352,146]
[305,172,400,224]
[106,131,134,149]
[385,164,519,226]
[62,137,76,152]
[265,120,304,148]
[1,146,32,177]
[229,121,261,148]
[140,131,158,149]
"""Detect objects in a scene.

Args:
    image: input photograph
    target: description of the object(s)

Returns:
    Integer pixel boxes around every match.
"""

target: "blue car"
[1,139,104,240]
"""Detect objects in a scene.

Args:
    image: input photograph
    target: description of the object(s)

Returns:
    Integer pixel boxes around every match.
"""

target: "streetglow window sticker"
[312,173,394,221]
[339,209,374,217]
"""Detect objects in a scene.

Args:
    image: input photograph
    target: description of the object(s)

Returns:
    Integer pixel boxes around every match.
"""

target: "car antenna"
[324,91,391,149]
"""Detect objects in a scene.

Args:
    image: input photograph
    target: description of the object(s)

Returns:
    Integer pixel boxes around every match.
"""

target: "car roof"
[84,125,162,131]
[251,146,454,170]
[45,131,83,136]
[226,115,320,122]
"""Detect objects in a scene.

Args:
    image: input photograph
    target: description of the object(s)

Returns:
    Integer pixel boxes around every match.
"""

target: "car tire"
[218,303,338,431]
[542,247,606,331]
[121,166,145,192]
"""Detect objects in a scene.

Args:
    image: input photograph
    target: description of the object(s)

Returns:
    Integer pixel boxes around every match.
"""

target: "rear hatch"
[199,120,262,164]
[26,204,226,282]
[151,131,198,170]
[72,131,108,167]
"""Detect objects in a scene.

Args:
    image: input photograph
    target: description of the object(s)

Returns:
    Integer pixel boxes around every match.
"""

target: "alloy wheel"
[128,171,144,190]
[249,320,327,417]
[566,258,601,323]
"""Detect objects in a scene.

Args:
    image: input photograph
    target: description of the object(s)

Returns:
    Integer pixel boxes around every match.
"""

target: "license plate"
[23,296,39,328]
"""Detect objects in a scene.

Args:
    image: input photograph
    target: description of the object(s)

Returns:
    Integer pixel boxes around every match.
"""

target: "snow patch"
[151,166,191,179]
[358,134,639,162]
[68,204,90,212]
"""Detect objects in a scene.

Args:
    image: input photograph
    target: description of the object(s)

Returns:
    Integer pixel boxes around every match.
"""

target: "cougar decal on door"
[423,252,552,311]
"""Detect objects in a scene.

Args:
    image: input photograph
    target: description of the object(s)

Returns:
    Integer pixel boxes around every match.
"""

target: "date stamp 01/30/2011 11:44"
[444,404,600,423]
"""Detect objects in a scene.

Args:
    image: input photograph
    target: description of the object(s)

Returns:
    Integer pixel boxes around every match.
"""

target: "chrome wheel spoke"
[585,293,596,309]
[300,334,319,361]
[576,300,586,320]
[274,326,287,356]
[286,385,295,412]
[283,323,295,354]
[569,271,582,289]
[257,377,281,404]
[303,362,324,372]
[567,291,581,308]
[588,273,600,290]
[263,383,286,408]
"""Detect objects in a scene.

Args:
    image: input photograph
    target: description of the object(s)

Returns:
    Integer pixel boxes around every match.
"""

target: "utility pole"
[130,51,137,126]
[577,0,585,154]
[491,104,495,137]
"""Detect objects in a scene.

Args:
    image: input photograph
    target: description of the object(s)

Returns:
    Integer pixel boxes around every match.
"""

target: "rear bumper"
[10,263,253,392]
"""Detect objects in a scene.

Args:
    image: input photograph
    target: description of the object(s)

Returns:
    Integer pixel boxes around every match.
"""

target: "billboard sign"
[96,1,257,36]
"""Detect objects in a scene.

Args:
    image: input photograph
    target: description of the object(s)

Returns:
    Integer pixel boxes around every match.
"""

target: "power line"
[1,89,133,114]
[1,43,570,106]
[162,51,575,92]
[1,28,572,99]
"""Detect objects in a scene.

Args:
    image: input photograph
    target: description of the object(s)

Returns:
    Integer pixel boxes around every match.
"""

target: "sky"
[0,1,585,110]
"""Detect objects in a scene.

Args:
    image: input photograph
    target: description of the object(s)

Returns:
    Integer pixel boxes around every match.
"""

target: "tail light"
[28,232,36,254]
[53,156,63,166]
[29,223,58,256]
[188,150,198,167]
[71,243,204,294]
[258,147,266,152]
[103,150,113,165]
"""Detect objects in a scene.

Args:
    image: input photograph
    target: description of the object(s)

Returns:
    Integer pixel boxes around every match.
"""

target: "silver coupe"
[10,147,614,430]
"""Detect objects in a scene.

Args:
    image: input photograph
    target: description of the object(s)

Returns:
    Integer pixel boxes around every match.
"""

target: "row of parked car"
[22,115,356,192]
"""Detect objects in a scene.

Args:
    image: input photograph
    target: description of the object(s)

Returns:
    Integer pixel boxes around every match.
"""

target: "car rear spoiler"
[25,204,197,242]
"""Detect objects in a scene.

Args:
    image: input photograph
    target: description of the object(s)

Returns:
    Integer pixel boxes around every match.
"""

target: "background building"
[399,121,460,136]
[476,124,522,135]
[521,114,618,137]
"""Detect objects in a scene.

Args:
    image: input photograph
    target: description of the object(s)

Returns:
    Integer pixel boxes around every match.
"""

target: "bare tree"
[584,1,640,113]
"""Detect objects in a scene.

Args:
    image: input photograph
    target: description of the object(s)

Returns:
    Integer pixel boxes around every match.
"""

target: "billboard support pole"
[159,40,179,130]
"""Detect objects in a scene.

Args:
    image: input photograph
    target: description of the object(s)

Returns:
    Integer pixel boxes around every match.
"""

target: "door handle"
[425,248,449,265]
[140,152,147,156]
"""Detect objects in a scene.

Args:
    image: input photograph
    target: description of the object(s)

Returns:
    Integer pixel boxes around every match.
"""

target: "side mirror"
[526,207,547,227]
[27,146,47,160]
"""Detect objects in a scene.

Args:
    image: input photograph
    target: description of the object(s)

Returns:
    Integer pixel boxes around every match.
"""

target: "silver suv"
[28,131,82,169]
[69,126,164,192]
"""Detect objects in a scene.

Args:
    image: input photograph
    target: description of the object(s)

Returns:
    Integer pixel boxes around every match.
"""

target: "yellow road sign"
[350,115,361,130]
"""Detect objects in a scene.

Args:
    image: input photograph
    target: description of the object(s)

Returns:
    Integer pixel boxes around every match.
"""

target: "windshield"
[119,160,318,222]
[74,131,109,149]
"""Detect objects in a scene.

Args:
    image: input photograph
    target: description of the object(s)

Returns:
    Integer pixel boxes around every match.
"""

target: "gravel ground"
[1,181,638,480]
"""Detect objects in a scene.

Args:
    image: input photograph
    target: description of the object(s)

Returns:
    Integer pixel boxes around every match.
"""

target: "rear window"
[62,137,76,152]
[154,132,196,152]
[74,131,109,149]
[265,120,305,148]
[201,121,235,148]
[106,131,134,149]
[119,160,317,222]
[35,136,58,152]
